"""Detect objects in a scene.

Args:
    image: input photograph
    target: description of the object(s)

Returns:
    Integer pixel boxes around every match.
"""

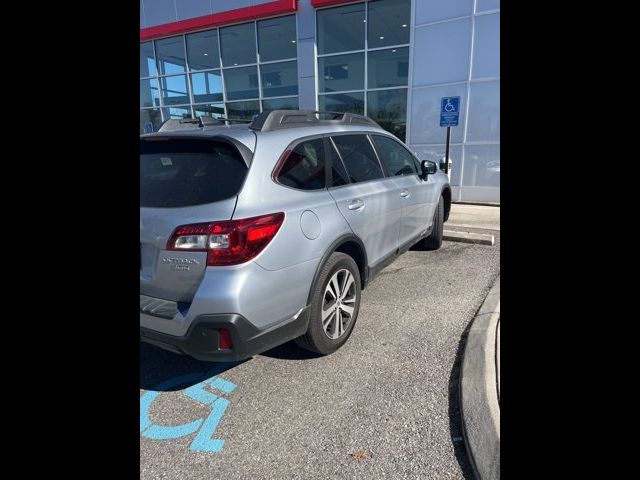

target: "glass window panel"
[371,135,417,176]
[331,134,384,183]
[186,29,220,70]
[140,42,157,77]
[262,97,299,111]
[318,53,364,93]
[155,36,187,75]
[225,100,261,120]
[193,103,225,118]
[317,4,365,55]
[223,66,259,100]
[277,139,326,190]
[258,15,297,62]
[367,89,407,142]
[220,23,256,66]
[368,0,411,48]
[140,78,160,108]
[260,61,298,98]
[160,75,190,105]
[318,92,364,114]
[368,47,409,88]
[162,106,192,119]
[190,71,223,103]
[140,109,162,134]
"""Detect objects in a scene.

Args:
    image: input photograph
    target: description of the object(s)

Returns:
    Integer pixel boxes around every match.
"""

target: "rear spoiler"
[140,134,255,168]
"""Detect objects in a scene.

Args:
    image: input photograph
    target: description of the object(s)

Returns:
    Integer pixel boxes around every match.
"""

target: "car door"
[327,133,402,267]
[370,134,435,248]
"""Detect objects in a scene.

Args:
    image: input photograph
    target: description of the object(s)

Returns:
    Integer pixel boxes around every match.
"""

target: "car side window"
[327,139,350,187]
[276,138,326,190]
[371,135,418,177]
[331,134,384,183]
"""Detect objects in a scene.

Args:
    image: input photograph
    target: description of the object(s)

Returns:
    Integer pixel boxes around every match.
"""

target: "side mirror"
[420,160,438,179]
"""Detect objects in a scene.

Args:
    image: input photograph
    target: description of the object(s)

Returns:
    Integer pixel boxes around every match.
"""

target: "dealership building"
[140,0,500,203]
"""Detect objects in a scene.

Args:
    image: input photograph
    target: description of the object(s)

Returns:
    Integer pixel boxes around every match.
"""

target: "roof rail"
[157,116,252,132]
[249,110,380,132]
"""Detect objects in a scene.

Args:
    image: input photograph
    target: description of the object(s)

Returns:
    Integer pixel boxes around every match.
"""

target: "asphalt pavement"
[140,230,500,479]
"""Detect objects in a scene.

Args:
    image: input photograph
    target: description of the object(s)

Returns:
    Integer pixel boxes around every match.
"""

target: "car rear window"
[140,138,248,208]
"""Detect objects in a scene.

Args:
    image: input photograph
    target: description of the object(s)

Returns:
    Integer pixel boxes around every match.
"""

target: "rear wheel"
[422,196,444,250]
[295,252,361,355]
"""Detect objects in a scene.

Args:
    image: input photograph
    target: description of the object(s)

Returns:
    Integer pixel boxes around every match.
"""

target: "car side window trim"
[323,136,351,188]
[365,134,390,178]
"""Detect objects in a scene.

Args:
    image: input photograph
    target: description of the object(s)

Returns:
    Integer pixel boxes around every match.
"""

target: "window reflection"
[191,71,223,103]
[220,23,256,67]
[319,54,365,93]
[261,61,298,98]
[368,47,409,88]
[224,66,259,100]
[319,92,365,114]
[160,75,189,105]
[258,16,297,62]
[186,30,220,70]
[367,89,407,142]
[262,97,299,111]
[226,101,260,120]
[155,37,186,75]
[367,0,411,48]
[317,4,365,55]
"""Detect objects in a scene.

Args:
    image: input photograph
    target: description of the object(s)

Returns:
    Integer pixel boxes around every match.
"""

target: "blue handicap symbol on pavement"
[140,369,237,453]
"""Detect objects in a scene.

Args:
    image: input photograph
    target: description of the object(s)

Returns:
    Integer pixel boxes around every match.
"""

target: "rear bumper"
[140,307,310,361]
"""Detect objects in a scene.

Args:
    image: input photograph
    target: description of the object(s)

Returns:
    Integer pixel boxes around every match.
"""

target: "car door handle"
[348,199,365,211]
[400,189,410,198]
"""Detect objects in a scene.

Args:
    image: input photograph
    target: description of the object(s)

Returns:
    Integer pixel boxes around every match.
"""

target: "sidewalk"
[444,203,500,246]
[448,203,500,231]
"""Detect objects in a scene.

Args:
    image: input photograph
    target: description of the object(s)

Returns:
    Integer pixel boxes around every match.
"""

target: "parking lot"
[140,233,500,479]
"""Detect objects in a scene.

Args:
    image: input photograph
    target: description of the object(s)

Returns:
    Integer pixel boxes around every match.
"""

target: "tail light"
[218,328,232,350]
[167,212,285,266]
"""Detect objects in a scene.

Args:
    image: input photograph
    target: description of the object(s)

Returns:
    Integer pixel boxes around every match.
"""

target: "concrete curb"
[446,223,500,232]
[460,275,500,480]
[444,230,495,246]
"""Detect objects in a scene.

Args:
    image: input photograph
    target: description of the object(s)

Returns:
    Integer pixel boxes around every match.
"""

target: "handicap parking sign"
[440,97,460,127]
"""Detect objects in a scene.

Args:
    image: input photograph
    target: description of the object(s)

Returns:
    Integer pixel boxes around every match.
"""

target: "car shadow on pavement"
[140,342,247,391]
[260,340,324,360]
[448,323,476,480]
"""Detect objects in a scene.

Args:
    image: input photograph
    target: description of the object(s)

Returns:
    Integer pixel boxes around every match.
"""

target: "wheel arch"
[306,234,368,305]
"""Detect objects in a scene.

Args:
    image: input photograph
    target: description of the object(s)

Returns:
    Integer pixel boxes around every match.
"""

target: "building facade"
[140,0,500,203]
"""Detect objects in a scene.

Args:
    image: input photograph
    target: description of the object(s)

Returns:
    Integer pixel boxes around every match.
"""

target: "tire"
[422,196,444,251]
[295,252,361,355]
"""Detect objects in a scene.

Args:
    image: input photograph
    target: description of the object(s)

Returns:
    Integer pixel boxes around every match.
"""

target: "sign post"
[439,96,461,175]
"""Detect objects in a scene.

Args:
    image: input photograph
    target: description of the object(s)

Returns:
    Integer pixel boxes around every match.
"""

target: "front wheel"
[295,252,361,355]
[422,196,444,250]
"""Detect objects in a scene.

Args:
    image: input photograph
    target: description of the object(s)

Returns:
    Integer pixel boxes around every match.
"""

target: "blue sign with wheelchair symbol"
[440,96,461,127]
[140,370,237,453]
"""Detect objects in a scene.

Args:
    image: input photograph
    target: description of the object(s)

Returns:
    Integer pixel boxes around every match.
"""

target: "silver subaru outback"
[140,110,451,361]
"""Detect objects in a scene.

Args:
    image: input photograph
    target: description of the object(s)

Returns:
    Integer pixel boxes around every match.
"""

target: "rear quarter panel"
[233,132,353,271]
